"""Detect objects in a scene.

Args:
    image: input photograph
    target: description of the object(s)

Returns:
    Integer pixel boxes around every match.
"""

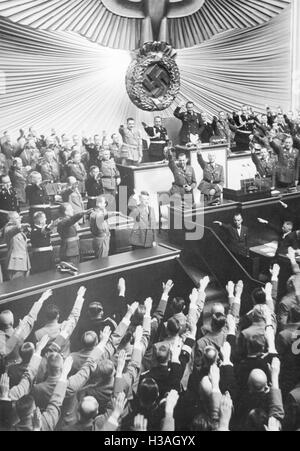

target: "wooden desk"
[250,241,278,278]
[250,241,278,259]
[250,241,300,279]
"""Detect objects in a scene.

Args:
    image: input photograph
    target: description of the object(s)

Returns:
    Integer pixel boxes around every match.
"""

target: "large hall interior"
[0,0,300,433]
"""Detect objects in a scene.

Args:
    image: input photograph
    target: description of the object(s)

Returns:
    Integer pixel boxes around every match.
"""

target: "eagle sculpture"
[0,0,291,50]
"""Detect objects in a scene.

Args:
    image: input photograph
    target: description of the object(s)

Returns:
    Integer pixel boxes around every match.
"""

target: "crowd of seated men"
[1,253,300,432]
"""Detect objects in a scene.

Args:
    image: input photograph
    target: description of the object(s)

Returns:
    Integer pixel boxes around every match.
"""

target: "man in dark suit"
[257,217,299,257]
[174,101,203,145]
[214,213,249,258]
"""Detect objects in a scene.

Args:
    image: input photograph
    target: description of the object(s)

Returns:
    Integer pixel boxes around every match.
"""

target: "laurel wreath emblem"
[126,42,181,112]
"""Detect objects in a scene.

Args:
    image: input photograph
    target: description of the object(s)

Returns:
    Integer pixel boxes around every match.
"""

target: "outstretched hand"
[39,289,53,303]
[134,414,148,432]
[258,218,268,224]
[36,334,50,355]
[163,280,174,295]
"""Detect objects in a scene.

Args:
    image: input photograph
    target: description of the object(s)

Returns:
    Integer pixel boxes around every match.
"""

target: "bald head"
[204,346,218,365]
[67,176,77,186]
[79,396,99,422]
[0,310,14,330]
[248,369,268,393]
[8,211,21,225]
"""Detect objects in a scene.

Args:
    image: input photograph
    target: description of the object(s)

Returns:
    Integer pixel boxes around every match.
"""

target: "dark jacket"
[270,140,299,185]
[221,224,249,257]
[174,107,203,144]
[265,222,299,256]
[26,184,48,206]
[57,213,83,259]
[199,122,215,143]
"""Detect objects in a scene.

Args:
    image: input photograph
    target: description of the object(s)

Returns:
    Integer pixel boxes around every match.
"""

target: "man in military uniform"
[26,171,51,224]
[109,133,122,162]
[98,149,121,210]
[67,150,87,194]
[251,145,277,189]
[85,166,103,209]
[19,140,39,171]
[174,101,203,145]
[90,195,111,259]
[270,136,299,188]
[61,177,85,223]
[4,211,31,280]
[167,150,197,204]
[119,118,143,165]
[59,138,73,181]
[197,150,224,204]
[40,150,60,183]
[142,116,169,162]
[0,174,19,230]
[57,203,90,267]
[0,134,19,168]
[212,111,234,142]
[129,191,157,249]
[83,135,102,168]
[9,157,28,205]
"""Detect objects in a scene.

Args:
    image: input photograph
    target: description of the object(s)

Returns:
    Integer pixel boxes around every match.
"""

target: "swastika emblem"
[142,63,171,98]
[126,41,180,111]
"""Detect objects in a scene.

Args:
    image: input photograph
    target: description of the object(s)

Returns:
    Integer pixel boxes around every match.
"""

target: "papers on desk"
[261,241,278,257]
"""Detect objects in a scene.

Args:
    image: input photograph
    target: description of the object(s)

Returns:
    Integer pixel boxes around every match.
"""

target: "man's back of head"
[19,342,35,364]
[81,331,98,351]
[45,304,60,323]
[155,344,170,366]
[248,369,268,394]
[78,396,99,424]
[46,352,63,377]
[0,310,14,331]
[167,317,181,338]
[16,395,35,423]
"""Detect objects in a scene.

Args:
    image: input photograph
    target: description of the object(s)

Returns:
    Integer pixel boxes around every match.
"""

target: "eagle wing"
[0,0,291,50]
[167,0,291,48]
[0,0,144,49]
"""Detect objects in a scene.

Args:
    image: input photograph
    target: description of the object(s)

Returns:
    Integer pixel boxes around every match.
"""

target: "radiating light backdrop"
[0,7,292,138]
